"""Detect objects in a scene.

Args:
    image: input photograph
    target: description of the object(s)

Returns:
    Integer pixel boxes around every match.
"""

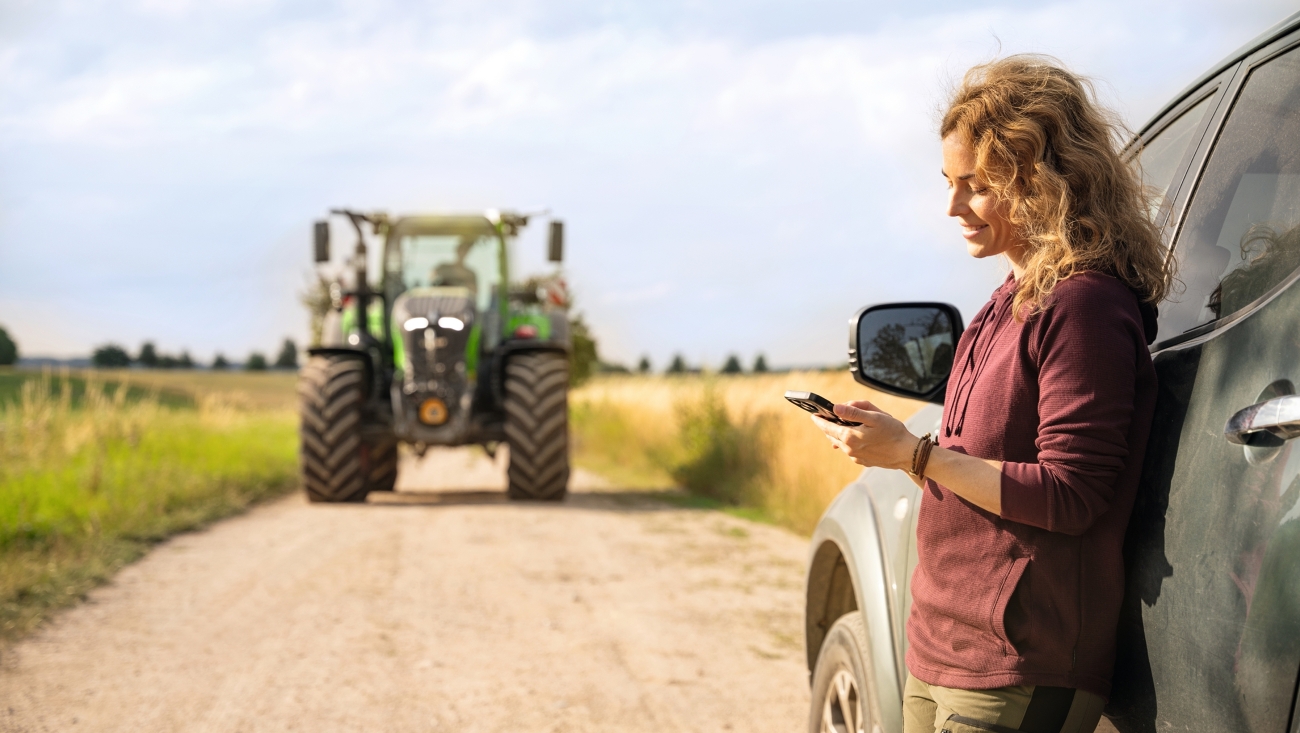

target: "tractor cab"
[382,216,508,442]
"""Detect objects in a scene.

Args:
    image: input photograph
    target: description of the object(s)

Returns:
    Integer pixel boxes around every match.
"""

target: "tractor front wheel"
[299,355,372,503]
[504,351,570,501]
[365,437,399,493]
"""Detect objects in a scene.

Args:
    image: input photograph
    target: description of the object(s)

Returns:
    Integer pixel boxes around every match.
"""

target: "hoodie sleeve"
[999,278,1144,535]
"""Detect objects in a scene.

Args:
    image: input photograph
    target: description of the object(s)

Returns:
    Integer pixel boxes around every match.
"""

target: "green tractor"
[300,209,572,503]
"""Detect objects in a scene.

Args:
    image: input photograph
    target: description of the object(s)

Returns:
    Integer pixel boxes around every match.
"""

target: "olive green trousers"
[903,674,1106,733]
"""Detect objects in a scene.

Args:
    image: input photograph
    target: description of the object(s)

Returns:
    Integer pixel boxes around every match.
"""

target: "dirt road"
[0,449,810,732]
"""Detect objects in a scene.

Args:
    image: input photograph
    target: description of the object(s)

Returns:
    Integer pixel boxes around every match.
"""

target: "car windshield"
[392,233,502,312]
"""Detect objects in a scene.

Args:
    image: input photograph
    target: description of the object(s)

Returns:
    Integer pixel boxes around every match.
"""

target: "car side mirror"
[849,302,963,404]
[314,220,330,263]
[548,220,564,263]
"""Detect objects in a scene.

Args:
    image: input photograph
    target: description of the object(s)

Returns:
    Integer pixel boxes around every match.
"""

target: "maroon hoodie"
[905,271,1157,698]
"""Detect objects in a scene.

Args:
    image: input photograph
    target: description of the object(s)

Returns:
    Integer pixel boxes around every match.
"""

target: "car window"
[1133,94,1215,219]
[1157,44,1300,344]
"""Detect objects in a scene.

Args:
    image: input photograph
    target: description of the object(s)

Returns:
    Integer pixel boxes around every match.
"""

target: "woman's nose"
[946,188,968,218]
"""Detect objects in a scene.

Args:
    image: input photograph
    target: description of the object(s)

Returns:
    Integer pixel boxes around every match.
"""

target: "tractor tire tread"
[298,355,373,503]
[505,351,570,501]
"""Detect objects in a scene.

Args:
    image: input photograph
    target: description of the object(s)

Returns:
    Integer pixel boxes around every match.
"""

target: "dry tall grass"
[95,369,300,410]
[571,372,924,534]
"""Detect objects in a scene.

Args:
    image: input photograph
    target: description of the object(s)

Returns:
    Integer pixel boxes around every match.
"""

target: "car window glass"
[1158,45,1300,343]
[1133,94,1214,219]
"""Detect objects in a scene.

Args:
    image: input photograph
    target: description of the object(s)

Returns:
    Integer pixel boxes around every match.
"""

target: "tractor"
[299,209,572,503]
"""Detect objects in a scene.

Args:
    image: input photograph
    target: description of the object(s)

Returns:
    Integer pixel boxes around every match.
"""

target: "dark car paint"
[1109,22,1300,733]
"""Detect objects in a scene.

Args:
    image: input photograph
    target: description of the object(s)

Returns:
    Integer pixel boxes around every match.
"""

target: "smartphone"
[784,391,862,426]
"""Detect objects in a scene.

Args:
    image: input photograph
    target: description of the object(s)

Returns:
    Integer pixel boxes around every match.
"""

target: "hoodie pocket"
[990,556,1030,657]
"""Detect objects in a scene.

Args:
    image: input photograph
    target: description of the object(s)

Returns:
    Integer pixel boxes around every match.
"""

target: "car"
[804,10,1300,733]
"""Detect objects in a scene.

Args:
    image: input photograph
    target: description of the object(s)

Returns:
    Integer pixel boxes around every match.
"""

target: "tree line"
[598,353,771,376]
[0,326,17,366]
[90,339,301,370]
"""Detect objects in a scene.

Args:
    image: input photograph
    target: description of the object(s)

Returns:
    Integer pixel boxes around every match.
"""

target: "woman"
[813,56,1169,733]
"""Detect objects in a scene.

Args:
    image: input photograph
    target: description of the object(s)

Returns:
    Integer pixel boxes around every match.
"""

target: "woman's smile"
[960,221,989,240]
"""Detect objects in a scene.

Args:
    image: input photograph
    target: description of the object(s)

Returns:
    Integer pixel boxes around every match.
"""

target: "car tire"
[504,351,569,501]
[298,355,372,503]
[809,612,883,733]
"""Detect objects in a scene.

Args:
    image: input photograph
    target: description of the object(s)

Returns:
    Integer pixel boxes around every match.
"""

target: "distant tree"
[598,361,631,374]
[92,344,132,368]
[753,354,769,373]
[721,354,743,374]
[156,354,179,369]
[211,354,230,370]
[177,351,195,369]
[245,353,268,371]
[569,313,598,386]
[666,354,687,375]
[300,275,335,347]
[0,325,16,366]
[274,338,298,369]
[137,342,159,368]
[637,356,651,374]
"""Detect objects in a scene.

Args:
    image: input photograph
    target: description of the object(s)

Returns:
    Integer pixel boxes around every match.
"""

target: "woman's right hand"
[812,400,915,472]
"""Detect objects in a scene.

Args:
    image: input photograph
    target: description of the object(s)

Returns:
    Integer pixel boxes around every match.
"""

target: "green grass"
[651,491,778,526]
[0,370,297,640]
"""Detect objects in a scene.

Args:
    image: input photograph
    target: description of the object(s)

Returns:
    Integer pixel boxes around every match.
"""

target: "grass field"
[1,363,917,639]
[0,368,298,640]
[570,372,924,534]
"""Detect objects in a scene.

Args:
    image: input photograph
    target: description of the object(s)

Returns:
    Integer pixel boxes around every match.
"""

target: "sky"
[0,0,1295,368]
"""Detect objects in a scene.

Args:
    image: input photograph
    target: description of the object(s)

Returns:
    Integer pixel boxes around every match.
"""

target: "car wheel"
[809,612,882,733]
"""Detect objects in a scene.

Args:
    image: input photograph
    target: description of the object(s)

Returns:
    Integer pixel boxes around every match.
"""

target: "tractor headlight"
[403,316,429,331]
[437,316,465,331]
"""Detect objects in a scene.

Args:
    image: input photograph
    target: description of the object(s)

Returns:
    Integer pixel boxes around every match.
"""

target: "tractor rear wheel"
[299,355,372,503]
[504,351,570,501]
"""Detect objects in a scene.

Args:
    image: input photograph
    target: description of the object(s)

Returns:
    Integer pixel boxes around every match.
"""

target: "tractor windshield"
[392,233,502,312]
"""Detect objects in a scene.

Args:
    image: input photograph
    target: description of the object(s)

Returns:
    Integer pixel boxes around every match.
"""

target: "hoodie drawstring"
[944,285,1016,439]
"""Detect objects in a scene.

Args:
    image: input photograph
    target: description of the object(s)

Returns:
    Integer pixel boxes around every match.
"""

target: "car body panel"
[1109,27,1300,733]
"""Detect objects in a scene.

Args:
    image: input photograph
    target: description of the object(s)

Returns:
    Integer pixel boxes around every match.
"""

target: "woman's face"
[941,134,1026,268]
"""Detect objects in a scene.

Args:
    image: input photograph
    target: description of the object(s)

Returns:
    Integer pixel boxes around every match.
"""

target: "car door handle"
[1224,395,1300,445]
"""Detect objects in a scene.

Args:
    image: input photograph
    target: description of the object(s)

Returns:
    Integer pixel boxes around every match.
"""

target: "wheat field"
[570,372,924,534]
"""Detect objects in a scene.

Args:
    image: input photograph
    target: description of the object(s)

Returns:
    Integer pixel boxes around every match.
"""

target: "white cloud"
[0,0,1293,362]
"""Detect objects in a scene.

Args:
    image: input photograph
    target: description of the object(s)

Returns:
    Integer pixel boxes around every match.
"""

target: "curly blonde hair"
[941,55,1172,315]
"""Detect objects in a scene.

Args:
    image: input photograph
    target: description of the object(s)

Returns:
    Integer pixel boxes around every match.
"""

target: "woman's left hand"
[813,400,916,472]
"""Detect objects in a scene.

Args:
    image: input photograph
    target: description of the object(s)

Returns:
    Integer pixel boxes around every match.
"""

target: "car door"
[1110,30,1300,733]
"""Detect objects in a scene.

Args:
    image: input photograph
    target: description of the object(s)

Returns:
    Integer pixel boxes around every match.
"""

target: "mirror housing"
[849,302,964,404]
[313,220,330,263]
[548,220,564,263]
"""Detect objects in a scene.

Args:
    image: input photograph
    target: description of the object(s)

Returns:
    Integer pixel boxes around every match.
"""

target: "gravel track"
[0,448,810,732]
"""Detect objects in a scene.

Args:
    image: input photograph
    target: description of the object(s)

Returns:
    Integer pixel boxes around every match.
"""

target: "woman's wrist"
[896,432,921,472]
